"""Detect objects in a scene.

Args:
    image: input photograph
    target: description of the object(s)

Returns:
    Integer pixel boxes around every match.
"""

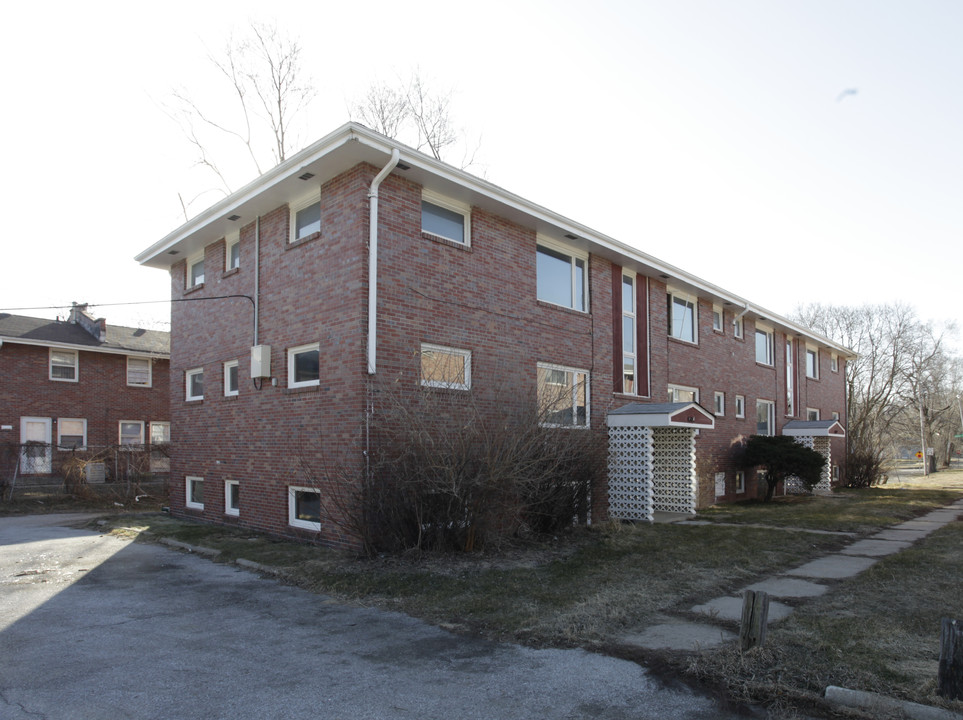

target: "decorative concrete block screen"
[608,426,655,521]
[651,427,697,514]
[607,425,697,520]
[786,435,833,494]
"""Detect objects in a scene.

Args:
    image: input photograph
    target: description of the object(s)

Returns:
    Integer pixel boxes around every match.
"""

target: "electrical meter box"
[251,345,272,379]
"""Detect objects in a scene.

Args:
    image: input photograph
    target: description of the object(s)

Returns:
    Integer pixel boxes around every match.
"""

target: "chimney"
[69,302,107,342]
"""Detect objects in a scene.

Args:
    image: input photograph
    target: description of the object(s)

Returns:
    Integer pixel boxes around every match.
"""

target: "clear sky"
[3,0,960,343]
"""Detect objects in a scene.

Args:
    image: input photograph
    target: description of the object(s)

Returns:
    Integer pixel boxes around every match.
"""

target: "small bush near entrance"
[737,435,825,501]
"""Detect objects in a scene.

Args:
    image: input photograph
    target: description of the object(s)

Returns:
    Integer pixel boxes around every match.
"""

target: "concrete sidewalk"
[624,497,963,651]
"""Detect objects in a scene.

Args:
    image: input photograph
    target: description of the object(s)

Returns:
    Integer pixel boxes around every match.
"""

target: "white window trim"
[127,356,152,388]
[288,486,321,531]
[831,353,839,373]
[224,360,239,397]
[421,189,471,246]
[187,251,205,288]
[49,348,78,382]
[537,362,591,428]
[57,418,87,450]
[186,476,204,510]
[755,325,774,366]
[807,408,820,421]
[832,411,840,421]
[186,367,204,401]
[536,235,590,313]
[668,384,700,404]
[289,190,321,243]
[621,271,638,395]
[712,304,724,333]
[224,480,240,517]
[287,343,320,389]
[225,231,240,271]
[119,420,145,447]
[806,346,820,379]
[150,421,170,444]
[420,343,471,390]
[733,316,744,339]
[735,395,746,418]
[714,391,725,416]
[756,399,775,436]
[735,471,746,494]
[667,288,699,344]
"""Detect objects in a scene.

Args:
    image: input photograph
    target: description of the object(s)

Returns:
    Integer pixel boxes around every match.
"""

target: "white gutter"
[367,148,401,375]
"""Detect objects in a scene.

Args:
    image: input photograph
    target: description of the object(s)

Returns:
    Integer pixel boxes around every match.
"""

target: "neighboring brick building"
[136,122,852,547]
[0,305,170,483]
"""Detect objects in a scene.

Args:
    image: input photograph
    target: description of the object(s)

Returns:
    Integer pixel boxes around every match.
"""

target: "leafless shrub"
[302,377,604,556]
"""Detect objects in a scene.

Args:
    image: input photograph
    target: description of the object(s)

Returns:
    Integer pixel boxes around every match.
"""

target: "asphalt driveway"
[0,514,749,719]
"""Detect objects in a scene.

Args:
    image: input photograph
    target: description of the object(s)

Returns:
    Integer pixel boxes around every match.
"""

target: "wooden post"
[740,590,770,651]
[938,617,963,700]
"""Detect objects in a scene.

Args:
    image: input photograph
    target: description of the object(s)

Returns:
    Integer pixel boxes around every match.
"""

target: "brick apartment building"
[0,305,170,482]
[136,122,852,547]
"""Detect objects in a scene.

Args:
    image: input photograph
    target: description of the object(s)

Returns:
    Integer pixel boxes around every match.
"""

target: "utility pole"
[919,387,929,476]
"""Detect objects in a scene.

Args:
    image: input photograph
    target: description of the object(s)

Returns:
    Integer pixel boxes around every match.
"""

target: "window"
[756,400,775,436]
[225,480,239,517]
[785,339,794,416]
[119,421,145,447]
[127,356,151,387]
[420,344,471,390]
[832,411,840,421]
[288,344,320,388]
[536,239,587,312]
[150,422,170,444]
[667,291,697,343]
[290,191,321,243]
[806,348,819,379]
[187,252,205,287]
[622,274,637,394]
[668,384,698,404]
[224,360,239,397]
[712,304,723,332]
[57,418,87,450]
[733,316,744,339]
[288,486,321,531]
[755,327,774,365]
[714,391,725,416]
[226,232,240,270]
[537,363,589,427]
[807,408,820,421]
[186,476,204,510]
[186,368,204,401]
[421,190,470,245]
[50,349,78,382]
[735,471,746,494]
[735,395,746,418]
[831,353,839,373]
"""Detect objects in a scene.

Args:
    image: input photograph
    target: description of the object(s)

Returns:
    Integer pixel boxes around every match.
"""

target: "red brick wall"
[166,160,849,544]
[0,342,169,472]
[169,166,370,548]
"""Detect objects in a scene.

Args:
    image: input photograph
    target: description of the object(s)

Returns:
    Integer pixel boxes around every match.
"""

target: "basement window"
[288,486,321,531]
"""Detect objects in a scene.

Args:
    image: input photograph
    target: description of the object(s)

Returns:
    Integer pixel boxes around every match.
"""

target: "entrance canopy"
[782,420,846,437]
[606,402,715,429]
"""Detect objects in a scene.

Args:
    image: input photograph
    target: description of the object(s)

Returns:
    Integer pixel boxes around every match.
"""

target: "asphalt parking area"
[0,514,751,720]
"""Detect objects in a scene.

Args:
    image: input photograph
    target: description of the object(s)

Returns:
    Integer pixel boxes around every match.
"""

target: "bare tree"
[350,70,481,169]
[793,302,961,482]
[167,22,316,212]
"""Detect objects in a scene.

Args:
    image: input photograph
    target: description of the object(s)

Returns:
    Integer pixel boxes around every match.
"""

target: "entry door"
[20,417,52,474]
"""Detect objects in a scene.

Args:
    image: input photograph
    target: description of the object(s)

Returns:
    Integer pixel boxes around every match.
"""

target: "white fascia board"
[0,336,170,359]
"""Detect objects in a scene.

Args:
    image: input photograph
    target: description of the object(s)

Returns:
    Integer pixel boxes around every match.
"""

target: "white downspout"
[367,148,401,375]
